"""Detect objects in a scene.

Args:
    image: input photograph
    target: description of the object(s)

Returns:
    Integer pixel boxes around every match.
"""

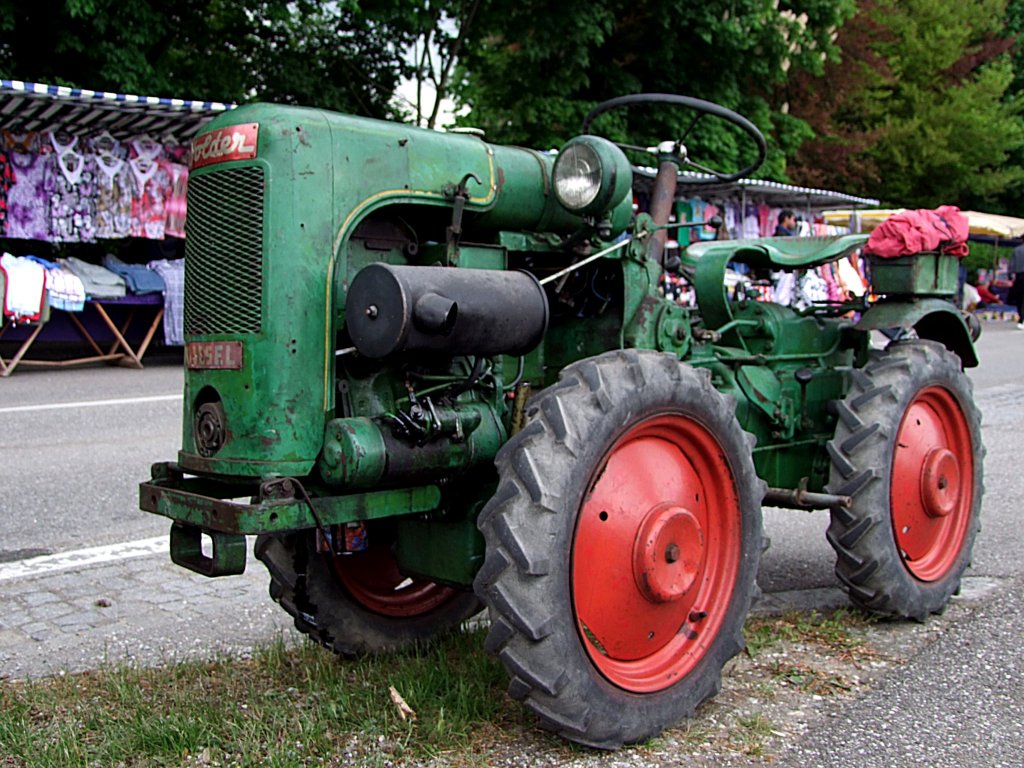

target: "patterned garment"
[129,157,174,240]
[5,148,51,241]
[163,162,189,238]
[0,151,14,235]
[146,258,184,345]
[87,132,128,160]
[47,143,98,242]
[796,270,830,310]
[93,154,133,238]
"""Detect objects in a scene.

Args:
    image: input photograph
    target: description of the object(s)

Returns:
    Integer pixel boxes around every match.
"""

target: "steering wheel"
[582,93,767,183]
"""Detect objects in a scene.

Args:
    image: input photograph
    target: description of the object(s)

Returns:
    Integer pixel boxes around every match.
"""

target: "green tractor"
[141,94,983,748]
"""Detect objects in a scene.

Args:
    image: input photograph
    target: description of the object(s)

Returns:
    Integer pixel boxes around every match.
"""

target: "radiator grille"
[184,166,265,335]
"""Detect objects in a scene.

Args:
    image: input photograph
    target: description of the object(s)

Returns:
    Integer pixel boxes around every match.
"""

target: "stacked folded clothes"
[102,253,166,295]
[25,255,86,311]
[61,255,126,299]
[0,252,47,322]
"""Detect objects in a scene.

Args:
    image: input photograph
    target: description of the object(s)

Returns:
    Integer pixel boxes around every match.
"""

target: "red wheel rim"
[572,414,742,693]
[330,544,458,618]
[891,386,974,582]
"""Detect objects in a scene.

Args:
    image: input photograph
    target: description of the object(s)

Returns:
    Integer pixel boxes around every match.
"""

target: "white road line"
[0,394,182,414]
[0,536,168,582]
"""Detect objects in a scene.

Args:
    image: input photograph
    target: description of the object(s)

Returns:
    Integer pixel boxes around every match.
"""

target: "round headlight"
[552,136,633,218]
[553,142,603,211]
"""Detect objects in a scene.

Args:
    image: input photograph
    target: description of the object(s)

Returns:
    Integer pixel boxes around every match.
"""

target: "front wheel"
[826,340,984,619]
[475,350,765,748]
[256,527,482,656]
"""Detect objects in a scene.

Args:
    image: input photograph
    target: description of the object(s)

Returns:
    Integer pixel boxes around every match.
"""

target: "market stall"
[0,80,232,375]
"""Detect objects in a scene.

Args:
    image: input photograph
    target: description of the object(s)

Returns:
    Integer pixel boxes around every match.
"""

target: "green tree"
[787,0,1024,208]
[453,0,855,180]
[0,0,423,118]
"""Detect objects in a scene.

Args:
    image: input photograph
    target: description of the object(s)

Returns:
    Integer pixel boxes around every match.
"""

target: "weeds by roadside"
[0,609,886,767]
[744,608,877,659]
[0,628,524,767]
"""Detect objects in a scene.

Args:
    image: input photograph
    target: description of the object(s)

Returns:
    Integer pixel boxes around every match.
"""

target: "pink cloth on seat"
[866,206,969,258]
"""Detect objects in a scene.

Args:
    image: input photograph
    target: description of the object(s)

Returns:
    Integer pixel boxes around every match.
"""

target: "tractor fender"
[856,298,979,368]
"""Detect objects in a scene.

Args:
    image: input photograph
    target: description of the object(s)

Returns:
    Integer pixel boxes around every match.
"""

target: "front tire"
[256,528,482,656]
[826,340,984,619]
[475,350,764,748]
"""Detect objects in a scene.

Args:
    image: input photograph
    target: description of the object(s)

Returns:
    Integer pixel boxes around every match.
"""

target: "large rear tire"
[255,527,482,656]
[475,349,764,748]
[826,340,983,620]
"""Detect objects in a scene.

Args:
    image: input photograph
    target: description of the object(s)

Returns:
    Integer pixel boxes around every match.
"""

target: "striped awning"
[633,166,880,210]
[0,80,234,143]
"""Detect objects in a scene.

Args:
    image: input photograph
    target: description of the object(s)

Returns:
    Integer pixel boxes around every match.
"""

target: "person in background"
[962,282,981,312]
[774,209,797,236]
[977,282,1000,306]
[1010,244,1024,330]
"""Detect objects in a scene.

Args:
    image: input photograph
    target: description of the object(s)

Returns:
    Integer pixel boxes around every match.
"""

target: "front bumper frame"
[140,462,442,576]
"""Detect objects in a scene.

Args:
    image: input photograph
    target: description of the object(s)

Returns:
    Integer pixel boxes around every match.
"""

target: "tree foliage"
[2,1,1024,209]
[787,0,1024,208]
[453,0,855,180]
[0,0,421,119]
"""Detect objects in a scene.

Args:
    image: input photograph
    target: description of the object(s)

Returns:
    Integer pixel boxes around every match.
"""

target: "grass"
[765,660,853,696]
[731,714,776,756]
[0,629,520,768]
[744,608,876,659]
[0,609,882,767]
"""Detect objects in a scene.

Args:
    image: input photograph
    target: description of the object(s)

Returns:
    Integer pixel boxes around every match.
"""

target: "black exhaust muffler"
[345,263,549,358]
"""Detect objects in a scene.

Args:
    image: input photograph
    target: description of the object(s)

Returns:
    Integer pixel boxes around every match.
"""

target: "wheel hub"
[571,413,745,692]
[920,447,960,519]
[891,386,975,582]
[632,504,703,602]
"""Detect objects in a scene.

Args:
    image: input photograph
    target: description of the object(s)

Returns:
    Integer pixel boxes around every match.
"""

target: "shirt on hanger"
[47,133,97,242]
[5,145,51,240]
[93,152,133,239]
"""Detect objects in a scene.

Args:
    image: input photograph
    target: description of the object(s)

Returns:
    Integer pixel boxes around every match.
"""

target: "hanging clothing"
[0,150,15,235]
[836,256,867,298]
[130,136,163,162]
[699,204,720,240]
[757,204,773,237]
[47,133,97,242]
[147,258,184,345]
[772,272,797,306]
[93,153,133,239]
[741,204,761,239]
[5,144,51,240]
[128,156,174,239]
[87,131,128,160]
[163,161,189,238]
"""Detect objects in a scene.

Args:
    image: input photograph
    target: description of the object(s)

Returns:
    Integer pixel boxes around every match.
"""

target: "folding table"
[0,294,165,376]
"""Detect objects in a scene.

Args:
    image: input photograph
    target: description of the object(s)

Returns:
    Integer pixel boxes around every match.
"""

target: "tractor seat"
[683,234,870,271]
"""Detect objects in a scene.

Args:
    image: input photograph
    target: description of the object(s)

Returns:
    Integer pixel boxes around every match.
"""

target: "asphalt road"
[1,322,1023,765]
